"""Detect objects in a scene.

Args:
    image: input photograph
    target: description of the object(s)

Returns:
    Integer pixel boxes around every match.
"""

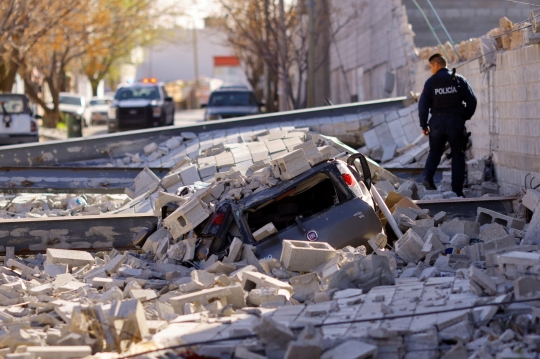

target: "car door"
[0,97,31,137]
[253,197,382,260]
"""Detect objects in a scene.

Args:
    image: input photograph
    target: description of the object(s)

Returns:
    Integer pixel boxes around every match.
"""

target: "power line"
[502,0,540,7]
[118,295,540,359]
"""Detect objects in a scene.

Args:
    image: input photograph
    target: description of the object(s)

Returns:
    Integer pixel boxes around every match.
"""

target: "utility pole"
[193,20,200,109]
[264,0,273,112]
[306,0,315,108]
[277,0,289,112]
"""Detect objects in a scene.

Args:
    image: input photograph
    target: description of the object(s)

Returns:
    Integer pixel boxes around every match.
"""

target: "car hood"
[117,99,152,108]
[58,104,84,114]
[206,106,259,115]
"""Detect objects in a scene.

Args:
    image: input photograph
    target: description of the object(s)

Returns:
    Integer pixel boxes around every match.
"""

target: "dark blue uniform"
[419,68,477,196]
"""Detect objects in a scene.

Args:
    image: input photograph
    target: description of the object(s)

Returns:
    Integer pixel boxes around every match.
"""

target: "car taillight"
[342,173,354,186]
[30,120,37,132]
[213,212,226,225]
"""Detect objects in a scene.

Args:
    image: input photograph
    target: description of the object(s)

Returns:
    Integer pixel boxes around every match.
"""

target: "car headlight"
[108,107,117,119]
[205,113,220,121]
[152,107,162,117]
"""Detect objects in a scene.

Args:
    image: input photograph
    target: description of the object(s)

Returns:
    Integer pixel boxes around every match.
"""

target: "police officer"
[419,53,477,197]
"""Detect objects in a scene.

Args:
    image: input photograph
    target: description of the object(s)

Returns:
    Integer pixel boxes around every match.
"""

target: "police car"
[0,93,39,146]
[107,78,175,133]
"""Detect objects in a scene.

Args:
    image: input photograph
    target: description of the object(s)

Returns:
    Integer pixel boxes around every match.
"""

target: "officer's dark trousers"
[423,115,466,196]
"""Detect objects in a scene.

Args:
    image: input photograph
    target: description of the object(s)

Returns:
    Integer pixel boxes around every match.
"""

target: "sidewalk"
[38,125,108,141]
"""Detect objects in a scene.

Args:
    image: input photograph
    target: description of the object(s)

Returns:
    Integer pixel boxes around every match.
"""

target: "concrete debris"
[3,101,540,359]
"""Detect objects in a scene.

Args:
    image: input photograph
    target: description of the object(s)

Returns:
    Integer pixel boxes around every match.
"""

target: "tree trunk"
[90,79,99,96]
[0,60,19,93]
[42,111,60,128]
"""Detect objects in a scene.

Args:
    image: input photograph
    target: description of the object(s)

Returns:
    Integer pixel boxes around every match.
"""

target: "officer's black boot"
[423,178,437,191]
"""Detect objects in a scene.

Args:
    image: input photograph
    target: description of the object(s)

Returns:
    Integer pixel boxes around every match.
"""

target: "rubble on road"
[0,193,129,219]
[0,183,538,359]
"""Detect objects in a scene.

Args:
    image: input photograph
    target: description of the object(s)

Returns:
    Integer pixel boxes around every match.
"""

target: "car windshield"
[0,96,27,113]
[209,91,257,107]
[90,99,111,106]
[115,86,160,100]
[59,96,83,106]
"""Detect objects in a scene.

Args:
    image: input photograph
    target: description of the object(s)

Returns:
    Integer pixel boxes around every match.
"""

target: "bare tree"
[216,0,359,110]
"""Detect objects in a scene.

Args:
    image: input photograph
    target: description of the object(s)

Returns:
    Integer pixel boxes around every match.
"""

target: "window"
[59,95,83,106]
[244,173,340,234]
[115,86,160,100]
[0,96,27,113]
[89,99,111,106]
[209,91,257,107]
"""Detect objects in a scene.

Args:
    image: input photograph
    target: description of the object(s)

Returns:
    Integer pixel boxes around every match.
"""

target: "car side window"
[162,87,169,98]
[243,173,340,236]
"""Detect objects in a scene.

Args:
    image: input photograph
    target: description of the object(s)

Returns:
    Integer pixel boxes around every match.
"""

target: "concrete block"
[163,197,211,239]
[46,249,94,268]
[395,229,425,263]
[242,271,293,293]
[26,346,92,359]
[514,277,540,299]
[440,220,479,239]
[321,340,377,359]
[253,222,278,241]
[476,207,525,231]
[449,234,470,250]
[111,298,149,341]
[223,237,243,263]
[179,164,201,186]
[525,204,540,245]
[479,222,509,242]
[143,142,158,156]
[469,265,496,295]
[270,149,311,181]
[169,285,246,313]
[523,189,540,212]
[381,145,397,163]
[362,129,380,149]
[483,235,515,253]
[142,227,172,254]
[498,251,540,279]
[247,287,290,307]
[280,240,337,272]
[290,272,320,302]
[44,264,67,277]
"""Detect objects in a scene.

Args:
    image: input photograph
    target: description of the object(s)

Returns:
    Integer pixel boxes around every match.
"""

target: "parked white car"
[86,96,112,126]
[0,93,39,145]
[58,92,87,126]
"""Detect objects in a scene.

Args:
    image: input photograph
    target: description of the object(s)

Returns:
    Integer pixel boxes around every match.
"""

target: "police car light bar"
[142,78,158,83]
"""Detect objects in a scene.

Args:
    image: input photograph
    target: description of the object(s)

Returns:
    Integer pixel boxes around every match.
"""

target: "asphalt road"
[38,109,205,142]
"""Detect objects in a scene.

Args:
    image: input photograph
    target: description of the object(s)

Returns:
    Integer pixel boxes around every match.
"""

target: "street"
[38,109,205,141]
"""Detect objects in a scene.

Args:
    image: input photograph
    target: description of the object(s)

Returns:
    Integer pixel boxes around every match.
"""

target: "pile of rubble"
[0,194,129,219]
[1,186,540,359]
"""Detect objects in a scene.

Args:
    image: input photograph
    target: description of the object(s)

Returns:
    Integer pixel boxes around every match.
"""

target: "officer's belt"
[431,113,462,117]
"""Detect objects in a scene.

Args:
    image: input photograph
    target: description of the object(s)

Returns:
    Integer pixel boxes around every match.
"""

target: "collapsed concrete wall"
[413,43,540,195]
[329,0,418,104]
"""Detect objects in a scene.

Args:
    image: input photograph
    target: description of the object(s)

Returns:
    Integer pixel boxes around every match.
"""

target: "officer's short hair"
[428,53,447,67]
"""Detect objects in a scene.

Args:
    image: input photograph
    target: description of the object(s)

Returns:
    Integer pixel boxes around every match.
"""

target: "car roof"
[212,88,253,93]
[0,93,28,99]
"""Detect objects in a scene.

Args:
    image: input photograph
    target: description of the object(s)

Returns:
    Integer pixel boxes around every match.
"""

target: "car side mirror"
[200,103,207,108]
[257,101,264,107]
[34,114,43,120]
[347,153,372,190]
[165,96,173,102]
